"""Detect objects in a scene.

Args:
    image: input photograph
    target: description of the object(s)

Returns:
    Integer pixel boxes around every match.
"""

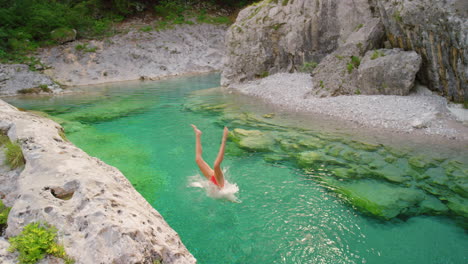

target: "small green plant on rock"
[0,134,25,169]
[371,50,385,60]
[9,222,74,264]
[0,199,11,229]
[300,61,318,72]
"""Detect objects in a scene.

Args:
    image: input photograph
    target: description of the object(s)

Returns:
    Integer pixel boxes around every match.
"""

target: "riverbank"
[228,73,468,141]
[0,100,196,263]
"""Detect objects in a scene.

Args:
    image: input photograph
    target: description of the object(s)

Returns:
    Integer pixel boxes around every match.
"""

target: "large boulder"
[374,0,467,102]
[221,0,377,86]
[0,64,62,96]
[0,100,196,264]
[358,48,422,95]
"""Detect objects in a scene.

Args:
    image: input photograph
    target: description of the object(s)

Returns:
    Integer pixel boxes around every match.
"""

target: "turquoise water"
[4,74,468,264]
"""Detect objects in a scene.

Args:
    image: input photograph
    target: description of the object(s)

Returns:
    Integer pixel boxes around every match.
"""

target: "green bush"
[9,222,74,264]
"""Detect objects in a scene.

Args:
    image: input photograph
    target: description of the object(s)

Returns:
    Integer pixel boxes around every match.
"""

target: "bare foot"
[223,127,229,139]
[191,124,202,136]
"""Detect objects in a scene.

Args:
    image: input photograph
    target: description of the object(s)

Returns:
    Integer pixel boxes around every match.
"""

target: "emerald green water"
[4,74,467,264]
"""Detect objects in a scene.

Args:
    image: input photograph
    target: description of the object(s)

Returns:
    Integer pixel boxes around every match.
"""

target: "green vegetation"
[257,71,269,78]
[393,10,403,22]
[0,199,10,228]
[354,23,363,31]
[347,56,361,74]
[299,61,318,72]
[17,85,52,94]
[371,50,385,60]
[1,132,25,169]
[75,43,97,53]
[9,222,74,264]
[335,55,344,60]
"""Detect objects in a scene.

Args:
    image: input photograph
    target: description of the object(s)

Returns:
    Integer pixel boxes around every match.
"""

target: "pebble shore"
[228,73,468,141]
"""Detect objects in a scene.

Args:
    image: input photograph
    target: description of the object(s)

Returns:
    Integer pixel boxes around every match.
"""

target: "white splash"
[188,168,240,203]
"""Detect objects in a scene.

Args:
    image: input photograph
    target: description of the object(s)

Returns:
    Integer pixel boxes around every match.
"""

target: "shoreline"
[227,73,468,143]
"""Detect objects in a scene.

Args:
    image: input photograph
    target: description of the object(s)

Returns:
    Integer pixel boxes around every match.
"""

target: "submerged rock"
[230,128,275,152]
[0,99,195,264]
[327,179,427,219]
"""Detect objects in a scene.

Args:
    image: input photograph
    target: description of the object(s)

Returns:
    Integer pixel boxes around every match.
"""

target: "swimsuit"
[210,175,220,187]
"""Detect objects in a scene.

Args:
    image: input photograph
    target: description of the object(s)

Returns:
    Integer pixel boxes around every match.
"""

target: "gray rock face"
[40,24,226,86]
[358,49,422,95]
[374,0,467,102]
[307,18,384,97]
[0,100,196,264]
[0,64,62,96]
[221,0,376,86]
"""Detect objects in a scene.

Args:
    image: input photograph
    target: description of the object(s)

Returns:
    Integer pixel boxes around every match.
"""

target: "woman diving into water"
[191,124,229,188]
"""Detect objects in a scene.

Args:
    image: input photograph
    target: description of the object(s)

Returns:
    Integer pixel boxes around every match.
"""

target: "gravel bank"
[228,73,468,141]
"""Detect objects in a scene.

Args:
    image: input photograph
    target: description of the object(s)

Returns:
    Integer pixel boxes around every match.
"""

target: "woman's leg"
[191,124,214,179]
[213,127,229,187]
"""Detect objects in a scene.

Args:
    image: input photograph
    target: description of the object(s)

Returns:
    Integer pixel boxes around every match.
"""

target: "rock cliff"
[0,100,196,264]
[374,0,467,102]
[40,24,226,86]
[221,0,376,85]
[222,0,467,102]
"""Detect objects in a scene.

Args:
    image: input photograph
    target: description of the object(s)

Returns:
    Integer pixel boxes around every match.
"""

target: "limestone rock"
[306,18,385,97]
[0,99,196,264]
[358,49,422,95]
[374,0,467,102]
[0,64,62,96]
[40,24,226,86]
[0,237,16,264]
[221,0,376,86]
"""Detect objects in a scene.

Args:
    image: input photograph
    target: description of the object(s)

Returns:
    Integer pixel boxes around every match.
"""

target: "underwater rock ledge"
[0,99,196,264]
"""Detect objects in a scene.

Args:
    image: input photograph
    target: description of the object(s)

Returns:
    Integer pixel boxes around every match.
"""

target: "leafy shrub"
[8,222,74,264]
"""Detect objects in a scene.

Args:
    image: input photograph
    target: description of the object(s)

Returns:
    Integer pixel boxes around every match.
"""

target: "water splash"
[188,168,240,203]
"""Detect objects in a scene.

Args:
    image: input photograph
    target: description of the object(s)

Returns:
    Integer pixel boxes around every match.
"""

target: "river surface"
[4,73,467,264]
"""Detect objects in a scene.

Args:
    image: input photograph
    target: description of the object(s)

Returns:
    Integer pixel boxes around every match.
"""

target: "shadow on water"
[3,73,467,264]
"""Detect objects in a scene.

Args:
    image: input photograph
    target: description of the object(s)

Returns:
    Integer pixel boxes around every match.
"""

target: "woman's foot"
[191,124,202,136]
[223,127,229,139]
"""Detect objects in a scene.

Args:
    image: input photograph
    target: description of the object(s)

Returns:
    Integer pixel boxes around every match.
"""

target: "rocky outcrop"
[222,0,467,102]
[0,100,196,263]
[40,24,226,86]
[306,18,384,97]
[221,0,377,86]
[358,49,421,95]
[374,0,467,102]
[0,64,62,96]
